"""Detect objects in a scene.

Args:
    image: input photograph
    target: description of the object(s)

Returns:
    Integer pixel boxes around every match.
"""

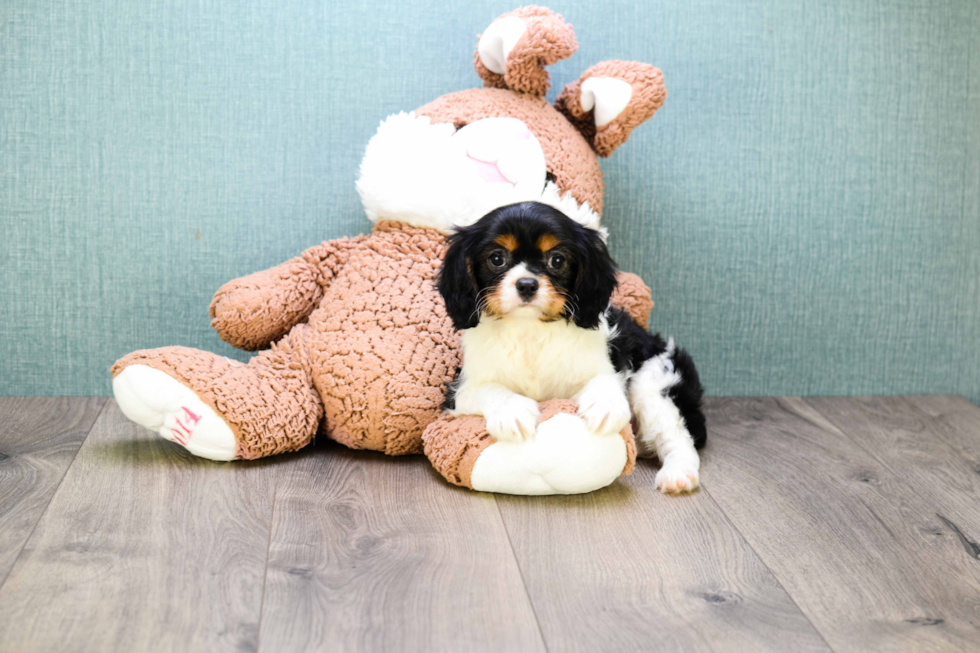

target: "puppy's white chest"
[460,317,615,401]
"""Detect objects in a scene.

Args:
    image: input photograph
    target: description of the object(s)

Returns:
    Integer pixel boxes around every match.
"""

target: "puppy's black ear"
[571,228,619,329]
[438,228,481,330]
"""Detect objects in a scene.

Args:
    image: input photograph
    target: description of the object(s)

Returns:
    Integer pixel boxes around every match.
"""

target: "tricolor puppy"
[438,201,706,493]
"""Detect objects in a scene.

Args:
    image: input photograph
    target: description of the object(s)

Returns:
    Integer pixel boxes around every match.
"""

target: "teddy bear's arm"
[210,236,366,351]
[611,271,654,330]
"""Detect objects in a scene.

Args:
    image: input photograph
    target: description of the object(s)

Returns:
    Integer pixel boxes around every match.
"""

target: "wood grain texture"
[0,397,106,587]
[0,400,280,652]
[902,395,980,454]
[703,397,980,652]
[261,445,544,652]
[257,442,545,653]
[494,462,831,653]
[4,395,980,652]
[806,395,980,573]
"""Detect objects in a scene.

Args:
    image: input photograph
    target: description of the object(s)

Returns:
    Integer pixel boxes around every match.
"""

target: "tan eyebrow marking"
[495,234,518,251]
[537,234,560,252]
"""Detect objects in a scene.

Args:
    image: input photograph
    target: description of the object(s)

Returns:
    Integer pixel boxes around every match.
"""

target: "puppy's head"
[438,202,618,331]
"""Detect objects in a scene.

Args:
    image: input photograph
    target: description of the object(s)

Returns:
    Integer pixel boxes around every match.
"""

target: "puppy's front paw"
[655,459,700,494]
[486,395,541,443]
[576,385,631,437]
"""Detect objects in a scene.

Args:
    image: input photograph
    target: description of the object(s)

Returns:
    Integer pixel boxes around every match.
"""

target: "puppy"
[437,201,706,493]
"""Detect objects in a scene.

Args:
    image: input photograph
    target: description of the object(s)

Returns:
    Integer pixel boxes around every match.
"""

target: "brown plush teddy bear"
[112,5,666,495]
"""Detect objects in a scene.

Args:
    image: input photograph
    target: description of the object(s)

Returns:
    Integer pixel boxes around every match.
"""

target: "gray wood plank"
[258,443,546,653]
[703,396,980,653]
[494,461,831,653]
[0,400,279,653]
[0,397,106,587]
[806,396,980,574]
[902,395,980,455]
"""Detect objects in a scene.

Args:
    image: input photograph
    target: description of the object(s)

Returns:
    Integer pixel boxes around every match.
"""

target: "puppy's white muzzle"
[496,264,556,316]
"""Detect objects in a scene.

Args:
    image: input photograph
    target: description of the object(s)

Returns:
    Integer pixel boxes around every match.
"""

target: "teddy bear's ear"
[555,61,666,157]
[474,6,577,96]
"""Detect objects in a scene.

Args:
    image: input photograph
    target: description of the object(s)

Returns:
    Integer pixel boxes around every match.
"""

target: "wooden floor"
[1,396,980,652]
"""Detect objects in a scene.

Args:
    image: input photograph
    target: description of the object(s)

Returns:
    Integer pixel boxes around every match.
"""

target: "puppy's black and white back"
[438,201,705,494]
[604,307,706,450]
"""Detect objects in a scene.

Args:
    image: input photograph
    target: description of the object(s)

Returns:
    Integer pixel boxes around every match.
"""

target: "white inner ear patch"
[580,77,633,127]
[478,16,527,75]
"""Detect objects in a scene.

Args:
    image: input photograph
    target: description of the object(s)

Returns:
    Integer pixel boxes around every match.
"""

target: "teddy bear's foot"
[112,328,322,460]
[423,399,636,495]
[113,364,237,461]
[471,413,628,494]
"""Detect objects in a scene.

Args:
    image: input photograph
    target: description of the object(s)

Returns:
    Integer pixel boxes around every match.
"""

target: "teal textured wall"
[2,0,978,401]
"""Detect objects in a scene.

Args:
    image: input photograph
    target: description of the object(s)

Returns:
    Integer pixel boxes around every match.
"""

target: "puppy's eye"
[548,253,566,270]
[488,251,506,268]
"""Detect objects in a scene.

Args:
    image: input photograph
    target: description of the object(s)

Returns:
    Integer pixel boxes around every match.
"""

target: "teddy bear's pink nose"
[468,157,510,183]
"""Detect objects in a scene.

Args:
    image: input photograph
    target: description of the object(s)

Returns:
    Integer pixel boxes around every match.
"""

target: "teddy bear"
[111,5,667,495]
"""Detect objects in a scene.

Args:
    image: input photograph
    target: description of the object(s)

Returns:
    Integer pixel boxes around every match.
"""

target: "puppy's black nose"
[516,277,539,300]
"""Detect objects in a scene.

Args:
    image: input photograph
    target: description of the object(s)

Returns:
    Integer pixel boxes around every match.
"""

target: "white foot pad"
[113,365,237,461]
[469,413,627,495]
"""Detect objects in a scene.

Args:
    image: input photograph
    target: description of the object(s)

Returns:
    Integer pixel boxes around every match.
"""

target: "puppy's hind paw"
[655,463,700,495]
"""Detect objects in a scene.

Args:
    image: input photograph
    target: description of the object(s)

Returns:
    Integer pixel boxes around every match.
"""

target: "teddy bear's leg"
[423,400,636,495]
[112,324,322,460]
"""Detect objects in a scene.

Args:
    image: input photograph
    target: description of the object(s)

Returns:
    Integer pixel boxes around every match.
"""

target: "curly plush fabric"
[474,6,578,96]
[111,325,322,460]
[422,398,636,489]
[422,413,495,488]
[210,236,368,351]
[304,221,459,455]
[115,222,458,458]
[611,272,654,330]
[417,88,606,216]
[555,61,667,157]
